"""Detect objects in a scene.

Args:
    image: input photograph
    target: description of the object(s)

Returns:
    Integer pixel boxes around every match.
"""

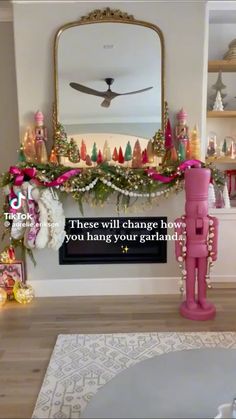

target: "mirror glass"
[56,14,164,166]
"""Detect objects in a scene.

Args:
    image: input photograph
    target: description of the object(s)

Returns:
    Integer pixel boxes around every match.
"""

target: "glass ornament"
[13,281,35,304]
[0,287,7,306]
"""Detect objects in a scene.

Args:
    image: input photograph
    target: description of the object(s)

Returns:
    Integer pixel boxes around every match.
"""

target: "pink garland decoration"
[146,160,202,183]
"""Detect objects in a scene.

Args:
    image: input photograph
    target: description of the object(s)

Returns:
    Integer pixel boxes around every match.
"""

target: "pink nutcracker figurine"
[34,110,48,163]
[175,164,219,320]
[175,108,189,161]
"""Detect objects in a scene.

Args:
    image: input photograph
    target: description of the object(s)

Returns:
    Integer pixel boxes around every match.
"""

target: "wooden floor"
[1,291,236,418]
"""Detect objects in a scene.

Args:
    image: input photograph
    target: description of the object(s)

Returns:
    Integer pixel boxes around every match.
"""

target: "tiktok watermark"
[9,185,33,210]
[4,184,59,229]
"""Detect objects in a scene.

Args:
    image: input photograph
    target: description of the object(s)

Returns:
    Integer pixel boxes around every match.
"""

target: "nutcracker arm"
[174,217,184,259]
[209,216,219,262]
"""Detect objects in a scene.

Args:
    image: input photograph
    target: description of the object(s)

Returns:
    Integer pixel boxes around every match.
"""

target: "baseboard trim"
[29,275,236,297]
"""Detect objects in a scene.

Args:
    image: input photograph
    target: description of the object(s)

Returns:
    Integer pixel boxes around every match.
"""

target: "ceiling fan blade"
[101,98,111,108]
[118,86,153,96]
[70,82,106,98]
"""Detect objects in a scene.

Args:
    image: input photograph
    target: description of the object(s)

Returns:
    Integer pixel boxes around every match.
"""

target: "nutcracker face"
[185,201,208,218]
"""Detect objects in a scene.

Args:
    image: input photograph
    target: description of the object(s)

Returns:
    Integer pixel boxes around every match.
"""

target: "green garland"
[0,161,225,213]
[0,161,225,259]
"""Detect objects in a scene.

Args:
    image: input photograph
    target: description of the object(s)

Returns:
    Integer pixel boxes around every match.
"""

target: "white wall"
[208,23,236,60]
[12,0,211,295]
[0,22,18,170]
[0,21,19,245]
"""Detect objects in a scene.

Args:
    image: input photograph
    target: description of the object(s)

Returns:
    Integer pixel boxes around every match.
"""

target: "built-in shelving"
[208,60,236,73]
[207,111,236,118]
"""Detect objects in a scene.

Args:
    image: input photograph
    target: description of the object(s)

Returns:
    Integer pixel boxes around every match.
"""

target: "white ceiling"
[58,22,162,126]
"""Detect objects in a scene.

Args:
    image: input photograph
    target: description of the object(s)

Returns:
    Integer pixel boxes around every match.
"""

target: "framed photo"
[0,261,25,299]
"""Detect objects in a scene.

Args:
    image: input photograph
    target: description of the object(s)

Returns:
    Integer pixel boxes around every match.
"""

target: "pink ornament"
[175,167,219,321]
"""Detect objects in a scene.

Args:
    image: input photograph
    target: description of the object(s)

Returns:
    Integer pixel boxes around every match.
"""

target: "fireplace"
[59,217,167,264]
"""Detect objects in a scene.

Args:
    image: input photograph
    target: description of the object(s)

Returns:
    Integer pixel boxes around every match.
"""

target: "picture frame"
[0,261,25,300]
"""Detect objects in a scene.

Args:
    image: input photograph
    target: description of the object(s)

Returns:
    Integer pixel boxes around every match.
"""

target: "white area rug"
[32,332,236,419]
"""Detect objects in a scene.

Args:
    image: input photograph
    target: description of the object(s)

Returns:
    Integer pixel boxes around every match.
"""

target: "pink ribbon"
[9,166,81,188]
[9,166,37,186]
[42,169,81,187]
[146,159,202,183]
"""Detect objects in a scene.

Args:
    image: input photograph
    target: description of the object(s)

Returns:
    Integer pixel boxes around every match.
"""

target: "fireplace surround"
[59,217,167,264]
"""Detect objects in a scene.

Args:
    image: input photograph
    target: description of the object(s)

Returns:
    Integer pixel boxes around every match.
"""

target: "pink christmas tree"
[142,148,148,164]
[97,150,103,164]
[80,140,87,161]
[85,154,92,166]
[164,119,173,150]
[132,140,142,168]
[118,147,124,164]
[112,147,119,162]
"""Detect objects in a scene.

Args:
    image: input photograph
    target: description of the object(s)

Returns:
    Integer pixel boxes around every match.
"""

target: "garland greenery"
[0,160,225,213]
[0,161,225,259]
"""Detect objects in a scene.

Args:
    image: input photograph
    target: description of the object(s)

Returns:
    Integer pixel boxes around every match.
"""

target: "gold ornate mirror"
[54,8,165,166]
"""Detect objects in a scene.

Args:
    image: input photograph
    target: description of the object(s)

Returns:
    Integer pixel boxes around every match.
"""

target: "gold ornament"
[0,287,7,306]
[13,281,35,304]
[0,246,16,263]
[0,250,11,263]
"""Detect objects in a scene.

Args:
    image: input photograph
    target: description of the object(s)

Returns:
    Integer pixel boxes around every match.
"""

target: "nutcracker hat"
[185,167,210,201]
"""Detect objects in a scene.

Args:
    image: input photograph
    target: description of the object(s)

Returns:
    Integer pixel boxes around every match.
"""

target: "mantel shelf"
[208,60,236,72]
[207,111,236,118]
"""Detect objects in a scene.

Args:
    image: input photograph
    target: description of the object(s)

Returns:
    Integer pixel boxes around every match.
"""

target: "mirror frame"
[53,7,165,141]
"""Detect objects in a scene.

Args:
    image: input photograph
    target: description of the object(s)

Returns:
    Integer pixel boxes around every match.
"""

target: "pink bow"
[9,166,37,186]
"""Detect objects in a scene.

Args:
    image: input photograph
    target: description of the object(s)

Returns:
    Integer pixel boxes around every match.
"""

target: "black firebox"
[59,217,167,264]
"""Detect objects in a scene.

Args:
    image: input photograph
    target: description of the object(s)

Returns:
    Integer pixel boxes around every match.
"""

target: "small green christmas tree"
[124,141,132,161]
[152,130,165,157]
[18,144,26,163]
[54,123,69,156]
[222,138,227,155]
[68,138,80,163]
[91,142,98,163]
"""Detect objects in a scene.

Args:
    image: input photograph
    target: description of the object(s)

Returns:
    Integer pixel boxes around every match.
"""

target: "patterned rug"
[32,332,236,419]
